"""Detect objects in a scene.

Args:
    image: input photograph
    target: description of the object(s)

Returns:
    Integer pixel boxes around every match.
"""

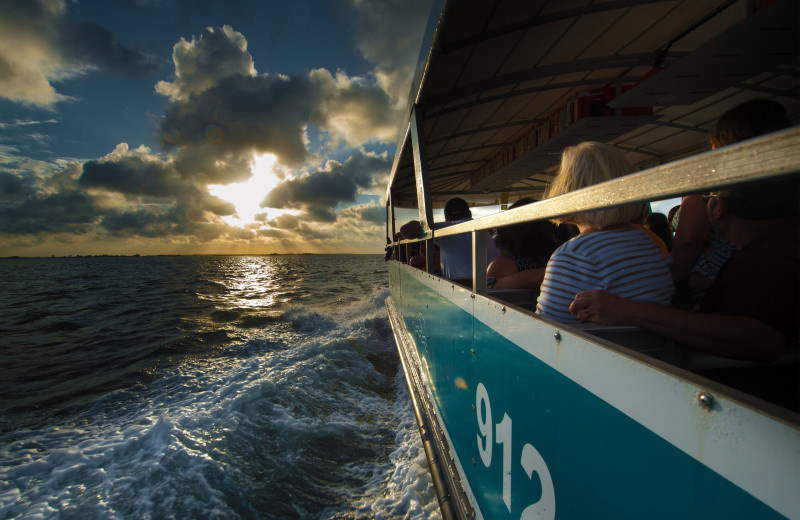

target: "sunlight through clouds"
[209,153,287,226]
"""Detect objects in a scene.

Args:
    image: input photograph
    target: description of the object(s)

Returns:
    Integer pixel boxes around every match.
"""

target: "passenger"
[400,197,499,279]
[671,99,792,305]
[487,198,561,290]
[407,242,440,274]
[569,174,800,362]
[667,205,680,233]
[535,142,674,324]
[556,222,580,242]
[631,208,670,259]
[644,212,673,252]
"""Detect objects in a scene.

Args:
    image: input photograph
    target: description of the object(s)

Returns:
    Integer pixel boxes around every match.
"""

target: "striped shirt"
[535,228,675,324]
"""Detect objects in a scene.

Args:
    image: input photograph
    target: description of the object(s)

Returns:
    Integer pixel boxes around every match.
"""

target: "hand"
[569,290,631,324]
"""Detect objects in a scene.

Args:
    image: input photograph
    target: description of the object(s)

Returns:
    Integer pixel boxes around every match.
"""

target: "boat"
[383,1,799,518]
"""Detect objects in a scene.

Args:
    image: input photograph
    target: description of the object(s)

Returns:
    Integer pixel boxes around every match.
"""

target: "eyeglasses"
[701,194,719,201]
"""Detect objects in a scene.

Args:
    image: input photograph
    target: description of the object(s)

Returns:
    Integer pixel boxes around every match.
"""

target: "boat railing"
[389,125,800,296]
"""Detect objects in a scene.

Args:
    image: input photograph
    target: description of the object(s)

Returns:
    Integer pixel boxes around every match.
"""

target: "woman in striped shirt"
[535,142,674,324]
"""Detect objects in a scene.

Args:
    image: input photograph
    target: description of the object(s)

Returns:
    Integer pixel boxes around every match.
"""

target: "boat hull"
[388,261,798,519]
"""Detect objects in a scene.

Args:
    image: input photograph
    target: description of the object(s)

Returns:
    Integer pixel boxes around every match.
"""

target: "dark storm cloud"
[80,154,183,198]
[262,152,391,216]
[56,19,160,76]
[0,171,36,200]
[77,144,236,217]
[0,190,99,234]
[159,74,317,166]
[98,205,226,239]
[101,208,161,233]
[171,145,252,184]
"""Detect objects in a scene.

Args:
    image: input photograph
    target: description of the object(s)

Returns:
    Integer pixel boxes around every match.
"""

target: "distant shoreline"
[1,253,382,259]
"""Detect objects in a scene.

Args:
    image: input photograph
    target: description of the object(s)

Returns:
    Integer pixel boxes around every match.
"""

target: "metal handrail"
[407,125,799,240]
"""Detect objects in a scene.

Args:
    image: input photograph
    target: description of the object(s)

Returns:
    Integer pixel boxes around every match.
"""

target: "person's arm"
[569,290,786,362]
[399,220,422,240]
[671,195,710,282]
[492,267,546,290]
[487,254,518,280]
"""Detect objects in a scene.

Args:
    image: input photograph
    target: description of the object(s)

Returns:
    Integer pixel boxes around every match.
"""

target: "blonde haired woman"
[535,142,674,323]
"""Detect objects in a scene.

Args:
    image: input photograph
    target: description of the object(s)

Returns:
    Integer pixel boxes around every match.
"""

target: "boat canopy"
[386,0,799,211]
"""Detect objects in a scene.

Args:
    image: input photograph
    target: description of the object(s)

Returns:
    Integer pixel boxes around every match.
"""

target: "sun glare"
[209,153,285,226]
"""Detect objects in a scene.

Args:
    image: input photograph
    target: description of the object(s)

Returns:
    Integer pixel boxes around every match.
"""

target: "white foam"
[0,278,439,518]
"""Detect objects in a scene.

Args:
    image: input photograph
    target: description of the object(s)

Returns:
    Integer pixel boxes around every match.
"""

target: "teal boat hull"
[388,262,799,519]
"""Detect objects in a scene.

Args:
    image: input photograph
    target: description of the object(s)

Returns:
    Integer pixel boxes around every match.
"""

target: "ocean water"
[0,255,440,519]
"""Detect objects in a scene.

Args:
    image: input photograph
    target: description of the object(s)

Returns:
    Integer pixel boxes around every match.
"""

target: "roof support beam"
[411,104,436,273]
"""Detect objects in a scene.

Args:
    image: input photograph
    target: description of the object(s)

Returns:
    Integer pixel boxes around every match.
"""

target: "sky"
[0,0,434,256]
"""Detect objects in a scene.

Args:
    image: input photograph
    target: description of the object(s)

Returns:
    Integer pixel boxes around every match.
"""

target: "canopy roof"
[387,0,799,209]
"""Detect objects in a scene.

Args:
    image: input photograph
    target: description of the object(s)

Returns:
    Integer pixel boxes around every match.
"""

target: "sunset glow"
[0,0,429,256]
[209,154,283,226]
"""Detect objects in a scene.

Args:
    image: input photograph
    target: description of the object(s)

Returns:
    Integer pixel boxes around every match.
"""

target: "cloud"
[0,189,100,234]
[339,201,386,224]
[80,144,186,199]
[0,170,36,200]
[309,68,399,148]
[0,118,58,129]
[79,143,236,216]
[159,73,318,166]
[155,23,415,169]
[261,151,392,221]
[155,25,256,101]
[0,5,431,254]
[0,0,159,107]
[56,19,160,76]
[351,0,433,108]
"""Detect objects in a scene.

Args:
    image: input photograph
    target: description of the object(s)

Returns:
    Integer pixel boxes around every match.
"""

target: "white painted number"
[476,384,556,519]
[496,412,512,511]
[520,443,556,520]
[476,383,493,467]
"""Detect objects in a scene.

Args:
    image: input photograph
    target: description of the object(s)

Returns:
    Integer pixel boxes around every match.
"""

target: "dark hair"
[710,99,792,148]
[493,198,562,265]
[709,99,796,220]
[717,174,800,221]
[644,212,673,252]
[444,197,471,221]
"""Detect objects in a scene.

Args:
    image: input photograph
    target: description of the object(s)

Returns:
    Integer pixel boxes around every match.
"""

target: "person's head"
[710,175,800,222]
[493,198,561,264]
[707,99,796,225]
[444,197,471,221]
[644,212,673,251]
[710,99,792,149]
[546,141,642,229]
[508,197,535,210]
[667,205,680,232]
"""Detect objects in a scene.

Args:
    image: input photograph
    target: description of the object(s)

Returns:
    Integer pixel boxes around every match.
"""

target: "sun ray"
[208,153,290,227]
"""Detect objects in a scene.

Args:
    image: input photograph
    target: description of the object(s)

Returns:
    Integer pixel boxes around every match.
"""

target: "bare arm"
[671,195,710,282]
[569,290,786,362]
[487,254,518,280]
[492,267,546,290]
